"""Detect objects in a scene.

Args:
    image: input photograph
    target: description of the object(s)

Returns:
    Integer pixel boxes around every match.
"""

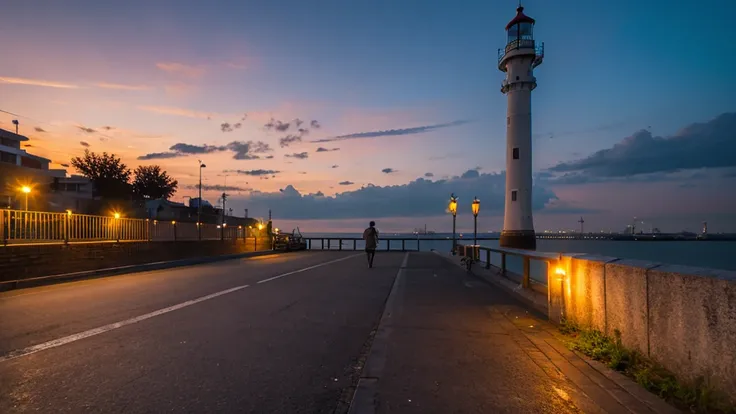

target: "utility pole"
[244,208,248,219]
[220,192,227,240]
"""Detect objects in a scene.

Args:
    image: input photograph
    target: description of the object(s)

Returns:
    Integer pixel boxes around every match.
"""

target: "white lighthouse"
[498,4,544,250]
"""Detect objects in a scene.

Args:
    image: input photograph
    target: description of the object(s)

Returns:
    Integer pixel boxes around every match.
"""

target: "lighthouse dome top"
[505,6,535,30]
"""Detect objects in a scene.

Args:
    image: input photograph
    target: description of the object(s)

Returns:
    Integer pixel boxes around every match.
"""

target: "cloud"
[102,126,114,131]
[424,172,434,177]
[279,134,302,148]
[225,169,280,176]
[332,165,339,169]
[34,127,46,133]
[547,113,736,182]
[0,76,77,89]
[76,125,96,134]
[313,120,470,143]
[156,62,205,78]
[310,120,321,129]
[382,168,397,174]
[264,118,291,132]
[60,163,70,168]
[221,123,233,132]
[231,170,558,220]
[137,140,272,160]
[298,171,308,175]
[184,184,252,192]
[96,82,149,91]
[285,152,309,159]
[315,147,339,152]
[138,105,213,119]
[80,141,90,147]
[137,151,180,160]
[265,155,274,159]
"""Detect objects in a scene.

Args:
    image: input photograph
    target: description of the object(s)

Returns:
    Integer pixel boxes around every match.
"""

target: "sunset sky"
[1,0,735,233]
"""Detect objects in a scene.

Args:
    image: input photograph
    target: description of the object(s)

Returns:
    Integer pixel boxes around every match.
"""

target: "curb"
[0,250,279,292]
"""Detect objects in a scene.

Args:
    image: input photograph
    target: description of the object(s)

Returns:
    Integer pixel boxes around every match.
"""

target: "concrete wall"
[549,255,736,400]
[0,239,273,283]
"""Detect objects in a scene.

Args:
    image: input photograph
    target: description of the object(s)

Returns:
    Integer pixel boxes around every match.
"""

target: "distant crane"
[578,217,584,235]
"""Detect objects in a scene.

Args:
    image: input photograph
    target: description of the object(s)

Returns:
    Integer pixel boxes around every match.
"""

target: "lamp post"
[21,186,31,211]
[448,193,458,254]
[198,160,206,240]
[113,212,121,242]
[472,196,480,248]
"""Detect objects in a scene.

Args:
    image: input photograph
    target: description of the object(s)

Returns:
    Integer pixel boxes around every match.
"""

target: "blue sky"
[1,0,735,233]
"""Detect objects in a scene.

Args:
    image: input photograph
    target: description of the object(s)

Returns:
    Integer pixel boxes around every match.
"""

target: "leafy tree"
[132,165,178,200]
[71,150,132,199]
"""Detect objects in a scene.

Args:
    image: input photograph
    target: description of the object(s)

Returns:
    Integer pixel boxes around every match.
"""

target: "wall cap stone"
[649,264,736,282]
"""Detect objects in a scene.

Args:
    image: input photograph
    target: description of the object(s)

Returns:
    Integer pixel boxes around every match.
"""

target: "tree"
[132,165,178,200]
[71,150,132,199]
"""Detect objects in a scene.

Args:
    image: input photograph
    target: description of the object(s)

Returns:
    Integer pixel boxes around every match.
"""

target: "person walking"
[362,221,379,268]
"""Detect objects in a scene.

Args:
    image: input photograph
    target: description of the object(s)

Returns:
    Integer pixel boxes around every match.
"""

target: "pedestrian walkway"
[350,252,680,414]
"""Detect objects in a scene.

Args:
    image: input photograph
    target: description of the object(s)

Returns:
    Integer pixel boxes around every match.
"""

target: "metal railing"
[304,237,499,252]
[498,40,544,63]
[1,209,270,246]
[457,243,559,289]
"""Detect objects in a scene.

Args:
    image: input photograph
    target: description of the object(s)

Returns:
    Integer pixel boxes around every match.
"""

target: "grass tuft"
[559,320,734,414]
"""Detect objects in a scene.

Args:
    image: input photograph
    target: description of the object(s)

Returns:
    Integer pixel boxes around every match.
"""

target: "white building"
[0,128,95,211]
[498,5,544,250]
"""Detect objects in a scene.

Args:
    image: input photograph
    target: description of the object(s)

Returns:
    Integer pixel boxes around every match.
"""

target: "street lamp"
[198,160,207,240]
[448,193,458,254]
[21,186,31,211]
[113,212,121,242]
[472,197,480,247]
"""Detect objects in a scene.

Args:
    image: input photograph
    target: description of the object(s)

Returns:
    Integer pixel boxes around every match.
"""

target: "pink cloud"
[138,105,214,119]
[0,76,78,89]
[95,82,150,91]
[155,62,206,78]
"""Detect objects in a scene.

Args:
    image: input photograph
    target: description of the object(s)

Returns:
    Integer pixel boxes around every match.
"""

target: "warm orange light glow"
[223,223,227,227]
[238,225,242,229]
[448,194,458,216]
[66,209,72,216]
[21,186,31,194]
[258,223,263,230]
[472,197,480,216]
[113,212,121,219]
[171,220,176,225]
[555,267,566,276]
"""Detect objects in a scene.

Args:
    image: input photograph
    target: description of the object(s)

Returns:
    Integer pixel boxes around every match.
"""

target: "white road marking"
[257,253,362,284]
[0,285,249,363]
[0,253,363,363]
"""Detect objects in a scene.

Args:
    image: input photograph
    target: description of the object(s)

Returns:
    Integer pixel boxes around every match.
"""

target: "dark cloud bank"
[545,112,736,184]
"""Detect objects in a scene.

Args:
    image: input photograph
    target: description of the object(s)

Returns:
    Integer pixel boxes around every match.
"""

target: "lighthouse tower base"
[500,230,536,250]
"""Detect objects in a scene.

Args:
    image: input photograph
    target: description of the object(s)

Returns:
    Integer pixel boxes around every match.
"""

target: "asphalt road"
[0,251,677,413]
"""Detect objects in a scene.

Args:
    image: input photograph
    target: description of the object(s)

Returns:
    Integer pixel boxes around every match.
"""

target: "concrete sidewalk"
[350,253,681,414]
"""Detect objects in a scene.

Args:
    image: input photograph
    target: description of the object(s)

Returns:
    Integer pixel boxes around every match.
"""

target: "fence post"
[254,236,257,251]
[173,222,177,241]
[64,213,70,245]
[402,239,405,251]
[321,239,324,250]
[485,249,490,269]
[353,239,356,250]
[2,210,7,246]
[339,238,342,251]
[501,254,507,276]
[417,239,420,251]
[522,256,530,288]
[386,240,390,251]
[327,239,331,250]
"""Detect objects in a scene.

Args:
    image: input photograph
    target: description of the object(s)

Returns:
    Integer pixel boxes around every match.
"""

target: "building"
[498,5,544,250]
[0,127,96,212]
